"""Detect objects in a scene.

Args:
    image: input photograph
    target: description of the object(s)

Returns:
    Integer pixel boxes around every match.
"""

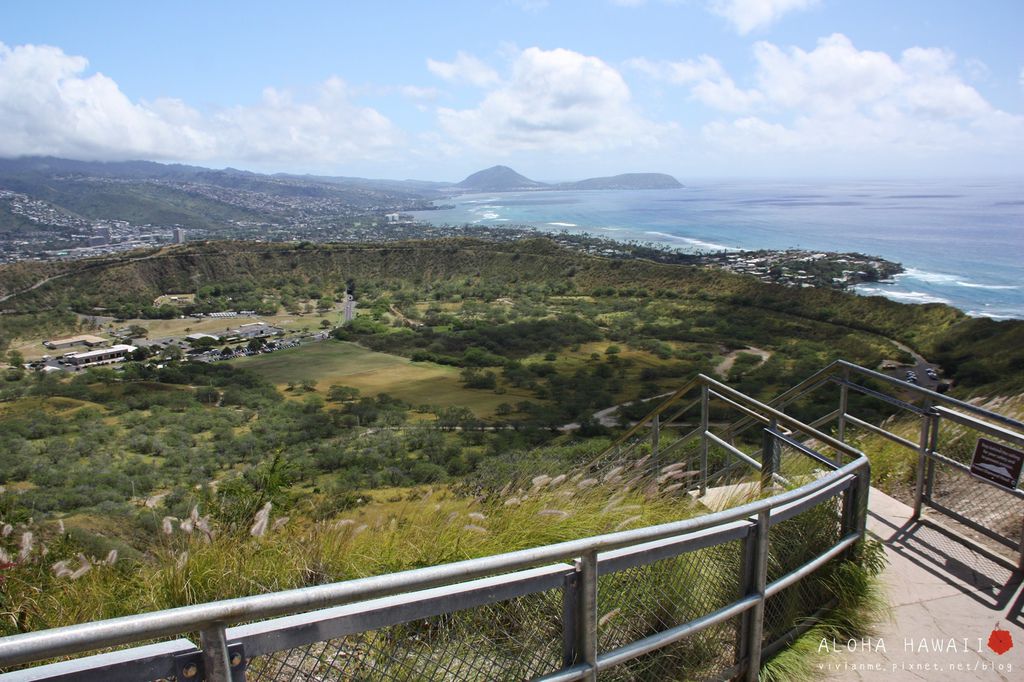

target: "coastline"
[410,185,1023,320]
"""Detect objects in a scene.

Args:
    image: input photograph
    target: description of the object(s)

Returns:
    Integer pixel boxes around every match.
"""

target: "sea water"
[410,179,1023,319]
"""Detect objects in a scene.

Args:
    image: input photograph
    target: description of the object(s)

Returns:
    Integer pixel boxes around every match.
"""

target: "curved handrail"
[600,372,863,461]
[0,447,869,669]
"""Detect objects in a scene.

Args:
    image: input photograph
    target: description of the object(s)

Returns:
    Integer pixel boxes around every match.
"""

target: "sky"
[2,0,1023,181]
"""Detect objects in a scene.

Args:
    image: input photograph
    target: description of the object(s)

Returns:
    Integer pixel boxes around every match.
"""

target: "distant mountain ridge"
[0,156,682,245]
[453,165,682,192]
[559,173,683,190]
[455,166,546,192]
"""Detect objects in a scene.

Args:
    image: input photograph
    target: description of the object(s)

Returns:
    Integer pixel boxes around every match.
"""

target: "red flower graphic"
[987,623,1013,656]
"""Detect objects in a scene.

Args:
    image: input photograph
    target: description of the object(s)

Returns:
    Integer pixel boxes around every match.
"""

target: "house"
[224,322,283,341]
[186,333,221,343]
[44,334,110,350]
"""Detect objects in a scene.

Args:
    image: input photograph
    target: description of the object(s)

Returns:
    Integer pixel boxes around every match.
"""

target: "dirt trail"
[714,346,772,378]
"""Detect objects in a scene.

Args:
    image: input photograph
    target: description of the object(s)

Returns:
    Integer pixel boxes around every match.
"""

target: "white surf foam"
[900,268,959,284]
[955,281,1019,290]
[644,231,737,252]
[547,222,578,227]
[859,288,951,305]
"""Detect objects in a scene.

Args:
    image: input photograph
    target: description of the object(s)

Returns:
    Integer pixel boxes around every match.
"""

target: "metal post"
[1019,516,1024,572]
[924,410,938,503]
[562,571,580,668]
[577,551,598,681]
[760,421,777,491]
[911,409,932,520]
[651,414,660,461]
[700,385,709,496]
[743,510,770,682]
[837,368,850,442]
[855,463,870,537]
[200,624,232,682]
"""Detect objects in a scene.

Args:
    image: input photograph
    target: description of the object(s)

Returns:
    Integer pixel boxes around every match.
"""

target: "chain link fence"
[246,587,565,681]
[596,539,742,681]
[924,434,1024,551]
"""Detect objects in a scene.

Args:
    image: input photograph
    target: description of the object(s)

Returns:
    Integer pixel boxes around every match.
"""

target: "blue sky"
[2,0,1022,180]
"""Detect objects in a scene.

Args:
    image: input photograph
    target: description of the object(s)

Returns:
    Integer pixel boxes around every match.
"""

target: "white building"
[66,344,137,367]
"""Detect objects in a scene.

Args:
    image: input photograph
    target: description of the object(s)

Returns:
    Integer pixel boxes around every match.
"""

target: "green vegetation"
[0,236,1017,674]
[2,237,1012,397]
[1,443,884,682]
[233,340,531,417]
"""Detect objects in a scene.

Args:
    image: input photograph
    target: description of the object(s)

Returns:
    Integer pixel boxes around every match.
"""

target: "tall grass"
[2,437,888,681]
[7,468,700,633]
[761,539,889,682]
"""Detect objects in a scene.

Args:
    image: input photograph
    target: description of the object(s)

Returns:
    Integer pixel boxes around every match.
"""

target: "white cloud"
[699,34,1024,161]
[436,47,669,154]
[963,57,990,83]
[752,34,907,115]
[628,55,763,112]
[0,42,402,167]
[627,55,723,84]
[0,43,212,160]
[399,85,441,101]
[752,36,994,120]
[710,0,819,35]
[426,52,500,87]
[211,77,402,165]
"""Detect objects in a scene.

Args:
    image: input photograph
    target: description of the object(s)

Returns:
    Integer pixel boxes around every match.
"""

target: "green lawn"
[233,340,535,417]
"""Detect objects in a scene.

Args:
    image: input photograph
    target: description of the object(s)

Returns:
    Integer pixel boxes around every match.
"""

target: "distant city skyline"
[1,0,1022,180]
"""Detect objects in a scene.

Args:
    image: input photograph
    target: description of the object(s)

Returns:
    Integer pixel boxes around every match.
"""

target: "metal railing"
[718,359,1024,568]
[0,374,870,681]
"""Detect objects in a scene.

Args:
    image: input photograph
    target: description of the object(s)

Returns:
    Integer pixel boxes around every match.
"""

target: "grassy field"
[233,340,536,417]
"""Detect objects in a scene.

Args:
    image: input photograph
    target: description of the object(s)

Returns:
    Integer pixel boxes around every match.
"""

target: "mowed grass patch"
[233,340,534,417]
[0,395,107,418]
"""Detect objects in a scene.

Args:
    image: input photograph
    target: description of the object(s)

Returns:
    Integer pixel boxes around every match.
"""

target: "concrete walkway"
[824,488,1023,680]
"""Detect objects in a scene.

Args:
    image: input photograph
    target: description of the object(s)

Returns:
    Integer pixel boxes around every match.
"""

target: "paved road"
[828,489,1023,680]
[561,391,675,431]
[884,339,946,391]
[343,295,356,323]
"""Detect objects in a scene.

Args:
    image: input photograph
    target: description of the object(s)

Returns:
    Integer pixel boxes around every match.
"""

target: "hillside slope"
[2,237,1019,398]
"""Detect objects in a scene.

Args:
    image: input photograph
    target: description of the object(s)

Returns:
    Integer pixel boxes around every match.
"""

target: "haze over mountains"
[0,157,680,197]
[455,165,682,192]
[0,156,682,257]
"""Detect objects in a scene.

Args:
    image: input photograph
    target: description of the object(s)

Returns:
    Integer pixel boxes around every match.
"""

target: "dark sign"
[969,438,1024,491]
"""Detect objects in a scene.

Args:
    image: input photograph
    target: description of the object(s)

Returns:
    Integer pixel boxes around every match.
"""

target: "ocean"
[409,179,1024,319]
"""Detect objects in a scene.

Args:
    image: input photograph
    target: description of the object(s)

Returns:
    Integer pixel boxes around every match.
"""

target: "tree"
[196,386,220,405]
[6,350,24,368]
[300,378,317,392]
[327,384,360,402]
[191,336,220,351]
[459,367,496,390]
[435,406,475,431]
